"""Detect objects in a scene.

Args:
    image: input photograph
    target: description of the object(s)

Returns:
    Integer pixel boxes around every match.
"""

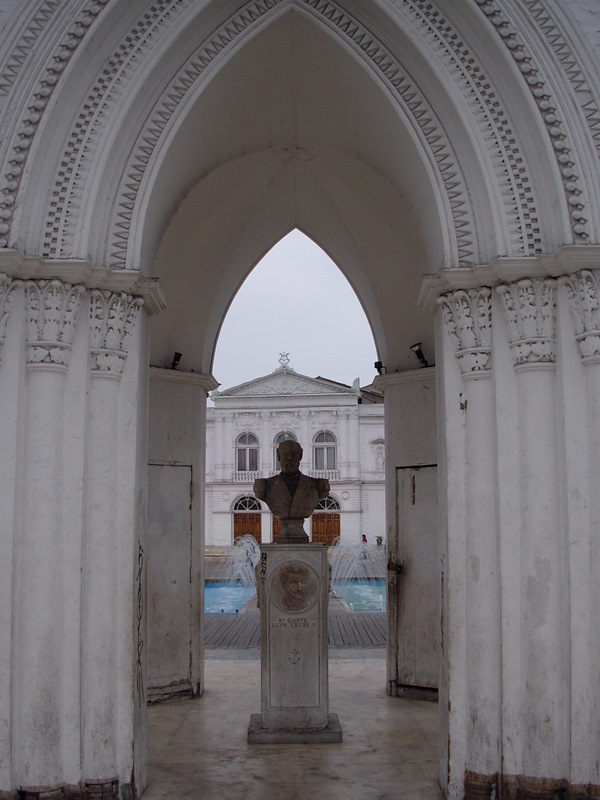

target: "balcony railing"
[233,469,340,482]
[232,470,259,483]
[308,469,339,481]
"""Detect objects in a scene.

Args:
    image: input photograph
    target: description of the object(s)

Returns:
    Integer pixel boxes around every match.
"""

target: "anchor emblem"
[289,648,301,666]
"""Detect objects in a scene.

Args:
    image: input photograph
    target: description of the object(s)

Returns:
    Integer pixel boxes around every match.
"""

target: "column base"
[18,788,65,800]
[464,771,497,799]
[16,780,120,800]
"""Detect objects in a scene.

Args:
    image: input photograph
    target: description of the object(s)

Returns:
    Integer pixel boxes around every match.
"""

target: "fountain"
[328,537,387,613]
[204,535,260,613]
[225,534,261,585]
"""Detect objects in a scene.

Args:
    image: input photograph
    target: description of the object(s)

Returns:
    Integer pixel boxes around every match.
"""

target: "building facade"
[205,358,385,547]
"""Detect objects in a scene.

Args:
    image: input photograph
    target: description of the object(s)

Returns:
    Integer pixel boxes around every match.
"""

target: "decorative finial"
[279,352,290,367]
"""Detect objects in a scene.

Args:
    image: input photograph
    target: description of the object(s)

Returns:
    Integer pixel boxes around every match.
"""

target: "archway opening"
[211,229,379,389]
[144,6,441,795]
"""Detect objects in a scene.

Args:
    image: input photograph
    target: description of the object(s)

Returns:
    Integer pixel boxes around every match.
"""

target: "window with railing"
[235,432,259,475]
[313,430,337,472]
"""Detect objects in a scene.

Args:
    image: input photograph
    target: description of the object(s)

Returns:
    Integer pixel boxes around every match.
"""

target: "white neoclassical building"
[204,357,386,547]
[1,2,600,799]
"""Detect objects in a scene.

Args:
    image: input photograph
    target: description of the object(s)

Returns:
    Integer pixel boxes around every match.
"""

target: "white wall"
[147,367,216,698]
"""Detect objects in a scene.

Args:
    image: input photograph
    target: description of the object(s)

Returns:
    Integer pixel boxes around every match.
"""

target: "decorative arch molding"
[0,1,597,269]
[0,1,598,265]
[472,0,600,242]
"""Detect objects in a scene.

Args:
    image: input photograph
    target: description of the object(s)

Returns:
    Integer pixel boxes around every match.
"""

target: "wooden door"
[234,512,262,544]
[272,517,281,543]
[311,512,340,545]
[391,465,439,696]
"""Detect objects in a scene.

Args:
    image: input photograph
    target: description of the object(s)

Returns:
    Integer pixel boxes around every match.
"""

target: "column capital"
[0,249,167,315]
[562,269,600,364]
[497,278,557,369]
[439,287,492,379]
[418,245,600,313]
[89,289,143,377]
[0,272,19,363]
[24,278,85,370]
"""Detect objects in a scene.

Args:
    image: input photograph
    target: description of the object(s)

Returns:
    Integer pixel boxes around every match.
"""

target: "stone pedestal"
[248,544,342,744]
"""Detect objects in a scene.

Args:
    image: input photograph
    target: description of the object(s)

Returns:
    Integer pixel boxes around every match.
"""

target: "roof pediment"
[212,368,358,401]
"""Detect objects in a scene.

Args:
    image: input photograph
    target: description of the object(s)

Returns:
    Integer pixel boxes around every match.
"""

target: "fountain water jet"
[225,534,260,586]
[328,537,387,613]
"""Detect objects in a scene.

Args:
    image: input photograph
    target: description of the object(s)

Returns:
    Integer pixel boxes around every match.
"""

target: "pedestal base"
[250,544,342,742]
[247,713,342,744]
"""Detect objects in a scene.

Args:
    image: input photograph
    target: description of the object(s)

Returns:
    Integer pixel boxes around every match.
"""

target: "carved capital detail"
[563,269,600,364]
[0,272,19,363]
[89,290,143,375]
[439,288,492,377]
[24,279,85,369]
[497,278,557,368]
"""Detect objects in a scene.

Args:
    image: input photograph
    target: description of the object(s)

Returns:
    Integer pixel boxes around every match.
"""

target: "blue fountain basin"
[204,578,386,614]
[205,581,256,614]
[331,579,386,613]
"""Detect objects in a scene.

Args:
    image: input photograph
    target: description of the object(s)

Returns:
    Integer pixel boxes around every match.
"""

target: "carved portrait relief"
[269,561,319,614]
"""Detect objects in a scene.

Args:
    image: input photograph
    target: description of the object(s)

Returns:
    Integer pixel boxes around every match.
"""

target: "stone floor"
[144,653,444,799]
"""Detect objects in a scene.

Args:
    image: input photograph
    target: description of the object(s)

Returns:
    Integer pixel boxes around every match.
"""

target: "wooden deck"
[204,609,386,649]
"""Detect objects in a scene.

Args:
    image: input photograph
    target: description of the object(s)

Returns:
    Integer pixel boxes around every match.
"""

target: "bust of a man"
[253,440,330,543]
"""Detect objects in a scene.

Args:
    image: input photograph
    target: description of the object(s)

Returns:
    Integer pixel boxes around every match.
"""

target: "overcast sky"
[211,230,379,393]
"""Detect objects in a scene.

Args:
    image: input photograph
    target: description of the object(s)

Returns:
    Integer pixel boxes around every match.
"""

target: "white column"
[82,291,143,783]
[216,409,226,481]
[15,280,84,788]
[301,409,311,468]
[344,408,359,479]
[0,275,21,788]
[259,410,270,474]
[439,288,500,795]
[498,278,568,784]
[563,269,600,792]
[223,412,234,482]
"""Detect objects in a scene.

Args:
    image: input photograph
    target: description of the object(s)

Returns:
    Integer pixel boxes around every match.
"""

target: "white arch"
[5,0,596,271]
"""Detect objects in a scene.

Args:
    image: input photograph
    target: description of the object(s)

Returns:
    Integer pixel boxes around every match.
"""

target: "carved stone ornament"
[497,278,557,368]
[24,279,85,369]
[0,272,19,363]
[563,270,600,364]
[89,289,144,375]
[439,288,492,377]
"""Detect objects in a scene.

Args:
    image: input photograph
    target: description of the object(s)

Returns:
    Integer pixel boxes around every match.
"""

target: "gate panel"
[394,466,439,694]
[147,464,194,700]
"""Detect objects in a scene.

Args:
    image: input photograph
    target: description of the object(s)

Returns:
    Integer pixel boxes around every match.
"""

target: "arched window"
[313,431,337,471]
[273,430,298,470]
[235,432,259,473]
[233,496,262,512]
[316,495,341,511]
